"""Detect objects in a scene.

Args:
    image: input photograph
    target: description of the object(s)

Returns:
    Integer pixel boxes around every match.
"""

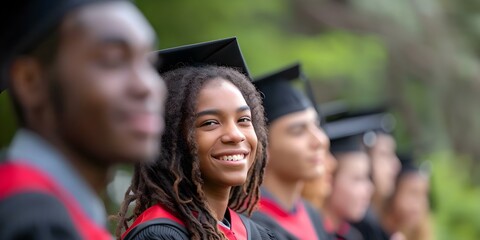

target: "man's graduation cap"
[155,37,251,78]
[253,63,319,124]
[325,113,394,154]
[0,0,121,92]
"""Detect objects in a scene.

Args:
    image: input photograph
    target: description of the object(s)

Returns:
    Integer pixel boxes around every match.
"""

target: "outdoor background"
[1,0,480,239]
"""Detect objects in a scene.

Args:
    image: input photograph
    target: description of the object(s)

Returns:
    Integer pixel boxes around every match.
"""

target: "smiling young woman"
[115,59,273,239]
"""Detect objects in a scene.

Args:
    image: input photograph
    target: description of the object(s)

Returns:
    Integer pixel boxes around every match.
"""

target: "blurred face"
[49,2,165,164]
[329,152,373,222]
[391,173,429,230]
[195,79,258,188]
[267,108,329,182]
[320,152,338,197]
[371,134,400,197]
[302,151,338,207]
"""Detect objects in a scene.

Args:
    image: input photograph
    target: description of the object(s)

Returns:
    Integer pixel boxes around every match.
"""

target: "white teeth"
[218,154,245,162]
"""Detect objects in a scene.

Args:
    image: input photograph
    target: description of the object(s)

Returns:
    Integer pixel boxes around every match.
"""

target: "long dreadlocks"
[116,66,268,240]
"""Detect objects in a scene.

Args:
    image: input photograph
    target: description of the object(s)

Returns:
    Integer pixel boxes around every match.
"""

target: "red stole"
[258,197,318,240]
[123,204,248,240]
[0,162,112,240]
[323,217,352,240]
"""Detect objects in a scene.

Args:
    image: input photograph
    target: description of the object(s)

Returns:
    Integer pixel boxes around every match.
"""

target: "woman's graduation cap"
[155,37,251,78]
[253,63,319,124]
[0,0,122,92]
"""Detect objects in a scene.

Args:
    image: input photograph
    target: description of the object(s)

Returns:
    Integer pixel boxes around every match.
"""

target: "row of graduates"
[0,1,431,240]
[114,37,433,240]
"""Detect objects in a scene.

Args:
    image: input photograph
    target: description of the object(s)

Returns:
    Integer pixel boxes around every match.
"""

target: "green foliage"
[136,0,388,106]
[429,152,480,240]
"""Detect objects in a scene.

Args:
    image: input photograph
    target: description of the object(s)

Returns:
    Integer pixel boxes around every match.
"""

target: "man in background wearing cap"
[0,1,166,239]
[251,64,331,240]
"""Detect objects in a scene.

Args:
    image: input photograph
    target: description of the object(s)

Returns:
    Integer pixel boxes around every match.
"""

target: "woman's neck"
[263,171,304,211]
[202,183,231,221]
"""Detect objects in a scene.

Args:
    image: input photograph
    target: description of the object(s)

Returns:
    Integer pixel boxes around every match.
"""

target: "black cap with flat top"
[155,37,251,78]
[326,113,393,154]
[253,63,319,124]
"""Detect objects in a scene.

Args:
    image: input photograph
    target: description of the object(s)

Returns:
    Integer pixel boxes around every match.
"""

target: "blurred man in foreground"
[0,1,166,239]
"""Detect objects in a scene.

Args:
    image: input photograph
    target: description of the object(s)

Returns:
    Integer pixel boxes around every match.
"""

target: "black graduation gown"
[0,162,112,240]
[251,193,331,240]
[326,222,364,240]
[350,207,390,240]
[122,204,275,240]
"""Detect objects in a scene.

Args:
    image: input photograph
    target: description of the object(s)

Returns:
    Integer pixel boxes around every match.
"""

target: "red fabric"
[218,209,247,240]
[258,198,318,240]
[323,217,351,240]
[0,162,112,240]
[121,204,185,239]
[122,204,248,240]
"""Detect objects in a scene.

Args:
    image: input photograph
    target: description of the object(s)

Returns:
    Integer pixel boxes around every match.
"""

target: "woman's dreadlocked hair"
[115,66,268,240]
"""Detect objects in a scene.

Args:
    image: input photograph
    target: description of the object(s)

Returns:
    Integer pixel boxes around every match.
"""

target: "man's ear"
[9,57,48,111]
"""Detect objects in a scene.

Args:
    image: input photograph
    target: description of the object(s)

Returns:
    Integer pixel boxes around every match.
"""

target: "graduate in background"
[251,63,331,240]
[117,38,275,240]
[321,114,381,240]
[0,1,166,239]
[302,151,338,213]
[381,153,433,240]
[347,108,401,240]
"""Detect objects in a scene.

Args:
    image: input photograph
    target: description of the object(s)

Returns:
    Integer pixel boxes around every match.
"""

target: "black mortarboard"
[155,37,250,78]
[397,152,418,174]
[319,100,349,122]
[330,105,395,132]
[326,113,392,154]
[397,152,430,177]
[0,0,122,92]
[253,63,318,124]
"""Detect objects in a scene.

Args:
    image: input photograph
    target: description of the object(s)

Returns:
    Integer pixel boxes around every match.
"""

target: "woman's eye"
[201,120,218,127]
[238,117,252,123]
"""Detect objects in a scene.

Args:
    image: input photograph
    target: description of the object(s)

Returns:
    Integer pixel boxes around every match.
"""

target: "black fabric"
[238,213,277,240]
[303,201,334,240]
[251,211,298,240]
[156,37,250,77]
[126,214,276,240]
[253,63,313,124]
[329,135,365,155]
[250,201,333,240]
[325,113,392,154]
[350,208,389,240]
[124,218,189,240]
[0,191,82,240]
[335,226,364,240]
